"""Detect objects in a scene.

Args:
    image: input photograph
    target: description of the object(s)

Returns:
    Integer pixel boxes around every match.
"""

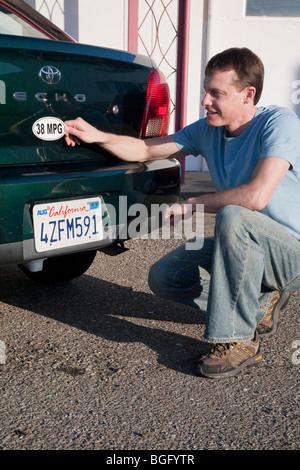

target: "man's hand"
[164,202,190,225]
[64,117,103,147]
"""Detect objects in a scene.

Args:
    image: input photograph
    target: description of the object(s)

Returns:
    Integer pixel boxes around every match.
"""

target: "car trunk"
[0,35,154,166]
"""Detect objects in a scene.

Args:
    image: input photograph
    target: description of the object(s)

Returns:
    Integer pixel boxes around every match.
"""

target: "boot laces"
[209,342,238,358]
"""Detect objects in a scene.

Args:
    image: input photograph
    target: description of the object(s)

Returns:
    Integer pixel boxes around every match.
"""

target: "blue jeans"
[148,205,300,343]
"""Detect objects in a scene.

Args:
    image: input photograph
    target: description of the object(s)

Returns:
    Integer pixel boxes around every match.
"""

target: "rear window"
[0,5,48,38]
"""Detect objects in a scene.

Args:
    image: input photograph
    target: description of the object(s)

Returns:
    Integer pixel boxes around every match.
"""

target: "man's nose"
[201,92,211,107]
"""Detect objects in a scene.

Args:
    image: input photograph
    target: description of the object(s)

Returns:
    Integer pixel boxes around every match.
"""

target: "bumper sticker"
[32,116,65,141]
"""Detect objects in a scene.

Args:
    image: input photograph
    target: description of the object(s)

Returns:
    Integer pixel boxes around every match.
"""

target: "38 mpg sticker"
[32,117,65,141]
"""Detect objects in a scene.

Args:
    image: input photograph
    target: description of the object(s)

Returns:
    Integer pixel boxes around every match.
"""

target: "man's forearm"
[96,132,150,162]
[185,184,263,214]
[98,133,183,163]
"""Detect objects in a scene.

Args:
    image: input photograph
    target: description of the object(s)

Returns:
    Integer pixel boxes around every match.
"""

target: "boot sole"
[195,349,263,379]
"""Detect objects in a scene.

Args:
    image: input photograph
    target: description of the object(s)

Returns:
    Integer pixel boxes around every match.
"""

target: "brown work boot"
[257,290,290,339]
[195,330,262,379]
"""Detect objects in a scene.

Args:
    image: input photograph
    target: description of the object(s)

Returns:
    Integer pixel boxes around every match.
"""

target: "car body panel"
[0,0,180,272]
[0,34,155,157]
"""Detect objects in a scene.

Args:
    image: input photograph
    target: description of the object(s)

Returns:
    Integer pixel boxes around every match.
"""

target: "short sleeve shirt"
[173,105,300,240]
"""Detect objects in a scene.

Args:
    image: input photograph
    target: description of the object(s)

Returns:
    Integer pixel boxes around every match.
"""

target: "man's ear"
[244,86,256,104]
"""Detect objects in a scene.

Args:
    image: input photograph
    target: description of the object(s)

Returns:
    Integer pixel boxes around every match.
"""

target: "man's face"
[202,69,252,134]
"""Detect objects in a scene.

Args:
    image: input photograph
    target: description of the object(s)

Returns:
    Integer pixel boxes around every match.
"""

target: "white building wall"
[27,0,129,49]
[184,0,207,171]
[77,0,128,50]
[205,0,300,115]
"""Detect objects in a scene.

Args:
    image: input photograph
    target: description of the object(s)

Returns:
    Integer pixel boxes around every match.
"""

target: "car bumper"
[0,158,180,266]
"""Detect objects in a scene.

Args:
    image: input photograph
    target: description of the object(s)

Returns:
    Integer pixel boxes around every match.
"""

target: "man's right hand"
[64,117,103,147]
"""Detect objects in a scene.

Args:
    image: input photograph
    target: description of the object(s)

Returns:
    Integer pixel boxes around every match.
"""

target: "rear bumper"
[0,158,180,266]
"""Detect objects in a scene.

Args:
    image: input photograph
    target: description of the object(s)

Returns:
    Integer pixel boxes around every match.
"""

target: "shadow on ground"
[0,266,207,376]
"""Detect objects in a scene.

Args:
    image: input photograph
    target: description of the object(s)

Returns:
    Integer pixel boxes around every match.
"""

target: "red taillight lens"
[139,69,170,138]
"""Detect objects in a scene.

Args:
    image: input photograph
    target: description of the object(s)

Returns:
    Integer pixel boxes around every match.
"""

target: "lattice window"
[138,0,179,131]
[35,0,65,30]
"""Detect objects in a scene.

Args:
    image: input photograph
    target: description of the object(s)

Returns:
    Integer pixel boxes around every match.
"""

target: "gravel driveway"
[0,213,299,450]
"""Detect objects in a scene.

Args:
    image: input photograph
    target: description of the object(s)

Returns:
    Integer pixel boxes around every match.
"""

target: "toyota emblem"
[39,65,61,85]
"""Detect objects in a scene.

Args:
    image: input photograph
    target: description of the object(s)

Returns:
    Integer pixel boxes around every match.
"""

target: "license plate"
[33,197,104,253]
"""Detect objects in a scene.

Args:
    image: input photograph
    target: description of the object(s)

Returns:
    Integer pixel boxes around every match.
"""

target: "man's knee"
[215,205,253,240]
[148,259,164,295]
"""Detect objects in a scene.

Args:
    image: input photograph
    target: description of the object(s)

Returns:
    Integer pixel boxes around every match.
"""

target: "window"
[246,0,300,17]
[0,6,48,38]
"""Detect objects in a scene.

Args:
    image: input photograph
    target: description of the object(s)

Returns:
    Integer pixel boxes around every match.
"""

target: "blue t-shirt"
[174,105,300,240]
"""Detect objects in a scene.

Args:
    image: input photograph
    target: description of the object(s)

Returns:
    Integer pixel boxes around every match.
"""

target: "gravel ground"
[0,213,299,451]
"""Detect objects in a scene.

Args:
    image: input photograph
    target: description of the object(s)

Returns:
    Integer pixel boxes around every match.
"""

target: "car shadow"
[0,266,208,376]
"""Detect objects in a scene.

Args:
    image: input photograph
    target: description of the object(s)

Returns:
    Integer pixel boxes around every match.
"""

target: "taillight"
[139,69,170,138]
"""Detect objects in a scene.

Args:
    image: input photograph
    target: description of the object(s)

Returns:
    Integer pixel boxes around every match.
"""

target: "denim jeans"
[148,205,300,343]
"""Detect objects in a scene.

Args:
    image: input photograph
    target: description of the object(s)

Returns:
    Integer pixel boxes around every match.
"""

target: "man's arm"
[64,117,185,162]
[165,156,290,219]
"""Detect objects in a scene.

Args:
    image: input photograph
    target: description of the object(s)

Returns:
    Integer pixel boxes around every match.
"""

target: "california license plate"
[33,197,104,253]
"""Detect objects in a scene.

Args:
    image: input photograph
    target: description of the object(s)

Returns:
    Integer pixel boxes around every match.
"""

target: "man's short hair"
[205,47,264,105]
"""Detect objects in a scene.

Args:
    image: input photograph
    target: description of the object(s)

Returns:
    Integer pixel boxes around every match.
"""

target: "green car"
[0,0,180,283]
